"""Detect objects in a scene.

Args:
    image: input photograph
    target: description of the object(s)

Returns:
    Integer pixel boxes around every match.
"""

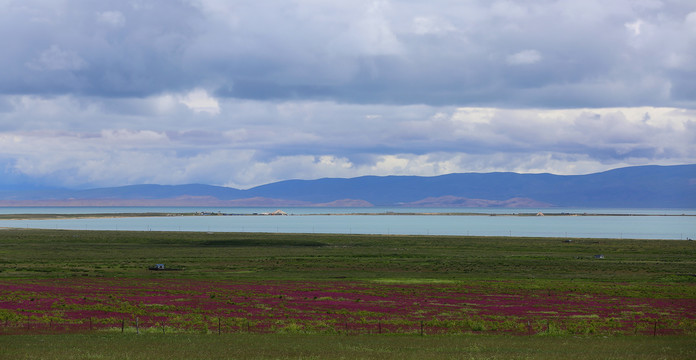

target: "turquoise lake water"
[0,207,694,240]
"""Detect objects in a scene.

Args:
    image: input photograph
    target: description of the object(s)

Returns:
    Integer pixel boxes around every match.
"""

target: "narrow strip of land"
[0,213,197,220]
[0,211,693,220]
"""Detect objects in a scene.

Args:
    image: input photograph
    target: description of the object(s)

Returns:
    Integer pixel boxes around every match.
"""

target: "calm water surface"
[0,207,694,240]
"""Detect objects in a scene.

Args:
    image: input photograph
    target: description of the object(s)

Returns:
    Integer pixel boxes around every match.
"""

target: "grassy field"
[2,333,695,360]
[1,228,695,359]
[1,229,695,281]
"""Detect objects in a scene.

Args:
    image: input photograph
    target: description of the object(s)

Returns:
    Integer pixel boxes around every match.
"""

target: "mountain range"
[0,164,694,208]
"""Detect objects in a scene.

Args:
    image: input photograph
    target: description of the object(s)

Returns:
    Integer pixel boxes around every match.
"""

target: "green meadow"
[2,333,695,360]
[1,228,695,359]
[2,229,695,282]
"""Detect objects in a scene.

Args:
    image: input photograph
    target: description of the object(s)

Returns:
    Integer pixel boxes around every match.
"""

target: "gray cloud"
[0,1,694,189]
[0,0,693,107]
[1,97,693,188]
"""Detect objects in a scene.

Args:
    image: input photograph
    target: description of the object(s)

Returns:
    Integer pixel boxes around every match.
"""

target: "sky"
[0,0,695,190]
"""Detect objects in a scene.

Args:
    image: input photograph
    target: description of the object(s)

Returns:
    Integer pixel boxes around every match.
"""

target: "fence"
[0,316,688,336]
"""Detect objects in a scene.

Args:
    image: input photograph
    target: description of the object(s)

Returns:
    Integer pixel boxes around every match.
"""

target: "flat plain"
[1,228,695,359]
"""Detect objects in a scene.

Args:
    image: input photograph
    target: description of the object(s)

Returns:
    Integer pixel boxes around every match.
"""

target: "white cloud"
[97,11,125,27]
[412,16,456,35]
[686,12,696,36]
[1,95,693,188]
[178,89,220,115]
[330,0,403,56]
[625,19,644,36]
[506,49,542,65]
[490,1,528,19]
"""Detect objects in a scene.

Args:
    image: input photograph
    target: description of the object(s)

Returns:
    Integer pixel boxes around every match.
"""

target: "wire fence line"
[1,316,689,337]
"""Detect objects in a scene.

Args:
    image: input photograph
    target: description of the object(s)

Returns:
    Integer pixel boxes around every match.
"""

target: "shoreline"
[1,211,694,220]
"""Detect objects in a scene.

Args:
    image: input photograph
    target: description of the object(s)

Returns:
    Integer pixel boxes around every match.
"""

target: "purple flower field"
[1,278,694,335]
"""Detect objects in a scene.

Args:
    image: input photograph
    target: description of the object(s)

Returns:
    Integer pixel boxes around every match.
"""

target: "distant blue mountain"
[244,164,696,207]
[0,184,242,201]
[0,164,694,208]
[72,184,245,200]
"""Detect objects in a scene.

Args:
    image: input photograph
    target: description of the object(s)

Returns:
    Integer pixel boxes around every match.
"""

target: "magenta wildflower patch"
[0,279,694,335]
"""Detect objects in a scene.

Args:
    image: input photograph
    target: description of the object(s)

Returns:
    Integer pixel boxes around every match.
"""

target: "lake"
[0,207,694,240]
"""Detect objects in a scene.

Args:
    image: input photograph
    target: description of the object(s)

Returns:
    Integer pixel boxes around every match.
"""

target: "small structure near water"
[261,209,288,216]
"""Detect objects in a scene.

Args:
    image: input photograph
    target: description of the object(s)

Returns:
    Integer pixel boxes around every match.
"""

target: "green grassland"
[2,333,695,360]
[1,229,695,282]
[1,228,695,359]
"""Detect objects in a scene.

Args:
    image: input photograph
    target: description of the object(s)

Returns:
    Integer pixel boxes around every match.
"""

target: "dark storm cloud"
[1,0,694,107]
[0,1,694,189]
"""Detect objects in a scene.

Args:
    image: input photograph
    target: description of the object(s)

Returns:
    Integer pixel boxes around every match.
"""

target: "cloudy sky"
[1,0,695,189]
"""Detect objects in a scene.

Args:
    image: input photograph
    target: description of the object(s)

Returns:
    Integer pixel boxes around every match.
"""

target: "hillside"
[0,164,694,208]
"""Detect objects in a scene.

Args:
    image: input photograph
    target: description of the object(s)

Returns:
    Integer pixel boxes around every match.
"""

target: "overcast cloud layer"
[1,0,695,189]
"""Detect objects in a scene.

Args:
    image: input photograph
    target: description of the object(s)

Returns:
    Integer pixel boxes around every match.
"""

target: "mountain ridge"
[1,164,694,208]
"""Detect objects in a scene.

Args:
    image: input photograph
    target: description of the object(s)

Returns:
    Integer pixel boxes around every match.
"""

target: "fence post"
[420,321,424,336]
[218,317,221,335]
[121,319,124,333]
[653,320,658,336]
[136,317,139,335]
[378,320,382,334]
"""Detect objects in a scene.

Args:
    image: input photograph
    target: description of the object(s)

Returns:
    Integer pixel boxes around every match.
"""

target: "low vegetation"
[0,229,694,359]
[3,334,695,360]
[1,229,695,281]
